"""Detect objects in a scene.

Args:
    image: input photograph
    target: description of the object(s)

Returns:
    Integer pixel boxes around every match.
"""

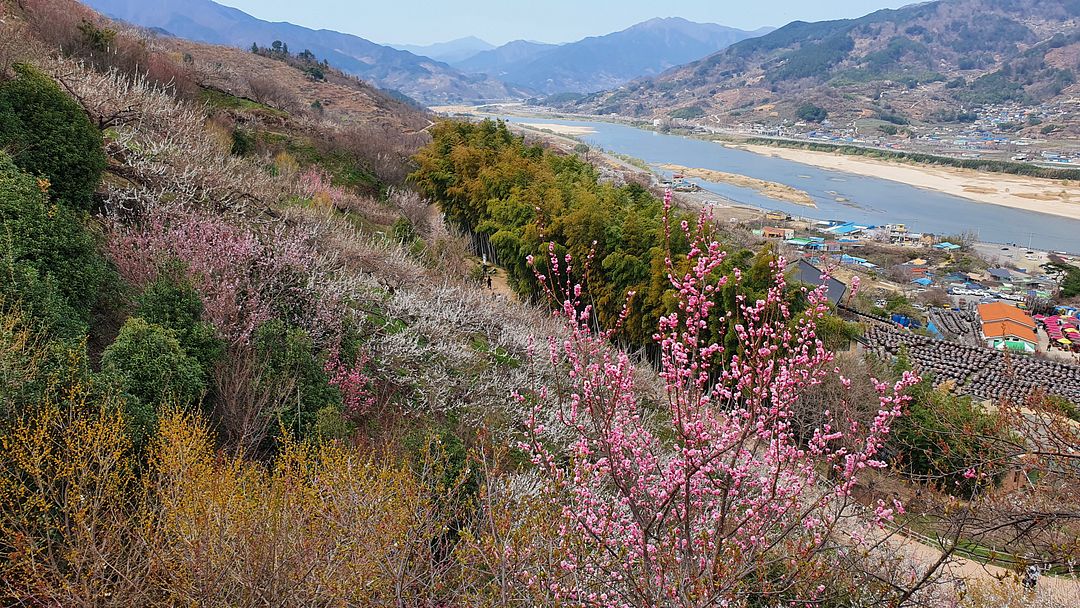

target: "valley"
[482,111,1080,251]
[2,0,1079,605]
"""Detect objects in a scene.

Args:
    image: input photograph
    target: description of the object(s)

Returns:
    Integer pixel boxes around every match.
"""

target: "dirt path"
[886,529,1080,604]
[486,266,516,300]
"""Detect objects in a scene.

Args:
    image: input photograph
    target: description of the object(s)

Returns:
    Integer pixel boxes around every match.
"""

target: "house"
[934,242,962,251]
[977,301,1037,352]
[788,259,847,305]
[892,259,930,280]
[824,222,866,237]
[943,272,969,283]
[987,267,1014,282]
[763,227,795,240]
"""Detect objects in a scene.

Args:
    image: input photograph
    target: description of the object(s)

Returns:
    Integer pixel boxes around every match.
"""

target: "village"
[738,205,1080,408]
[513,113,1080,413]
[719,98,1080,166]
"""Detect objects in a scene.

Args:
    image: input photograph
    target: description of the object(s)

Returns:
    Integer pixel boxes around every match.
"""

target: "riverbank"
[659,163,817,208]
[739,143,1080,221]
[500,122,765,224]
[520,122,596,136]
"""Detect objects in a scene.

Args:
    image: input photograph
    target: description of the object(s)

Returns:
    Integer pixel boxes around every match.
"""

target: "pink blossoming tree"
[106,206,332,345]
[324,349,378,418]
[521,196,918,607]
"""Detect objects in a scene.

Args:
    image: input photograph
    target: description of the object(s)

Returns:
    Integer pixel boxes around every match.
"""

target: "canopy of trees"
[410,119,816,349]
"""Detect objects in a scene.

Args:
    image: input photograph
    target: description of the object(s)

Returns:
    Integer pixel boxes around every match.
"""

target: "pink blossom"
[521,199,918,607]
[325,349,378,418]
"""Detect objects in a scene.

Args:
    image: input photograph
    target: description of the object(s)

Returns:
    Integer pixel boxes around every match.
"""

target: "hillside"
[566,0,1080,125]
[79,0,525,103]
[455,18,770,95]
[4,0,1080,605]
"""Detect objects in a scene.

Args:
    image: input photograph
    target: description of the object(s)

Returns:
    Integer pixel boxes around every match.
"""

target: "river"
[500,115,1080,253]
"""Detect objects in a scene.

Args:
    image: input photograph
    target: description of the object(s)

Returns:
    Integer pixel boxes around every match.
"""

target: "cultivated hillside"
[454,17,771,95]
[3,0,1080,604]
[567,0,1080,124]
[80,0,526,103]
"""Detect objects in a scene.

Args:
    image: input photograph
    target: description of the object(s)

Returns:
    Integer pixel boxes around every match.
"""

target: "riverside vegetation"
[1,0,1078,606]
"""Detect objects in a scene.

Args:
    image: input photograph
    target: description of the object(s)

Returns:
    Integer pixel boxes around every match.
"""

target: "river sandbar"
[740,144,1080,220]
[659,163,817,207]
[520,123,597,136]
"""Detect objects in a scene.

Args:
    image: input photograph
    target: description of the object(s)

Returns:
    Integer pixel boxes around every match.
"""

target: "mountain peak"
[564,0,1080,126]
[457,17,766,95]
[80,0,521,103]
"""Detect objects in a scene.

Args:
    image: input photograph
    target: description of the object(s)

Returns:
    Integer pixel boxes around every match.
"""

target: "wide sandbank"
[660,163,817,207]
[739,144,1080,221]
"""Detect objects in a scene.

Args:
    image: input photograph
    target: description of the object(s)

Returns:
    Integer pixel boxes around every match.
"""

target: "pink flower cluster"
[106,206,324,344]
[298,167,352,208]
[324,349,378,418]
[521,197,918,607]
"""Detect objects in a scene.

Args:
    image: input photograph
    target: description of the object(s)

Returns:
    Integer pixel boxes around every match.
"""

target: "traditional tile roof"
[788,259,847,305]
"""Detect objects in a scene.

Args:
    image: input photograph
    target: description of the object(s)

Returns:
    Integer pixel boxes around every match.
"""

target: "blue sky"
[214,1,916,46]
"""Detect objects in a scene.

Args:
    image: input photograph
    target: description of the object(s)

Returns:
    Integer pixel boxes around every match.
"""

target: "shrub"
[230,128,255,157]
[521,213,919,606]
[102,317,206,416]
[796,103,828,122]
[890,363,1007,496]
[253,319,340,439]
[134,268,224,374]
[106,207,320,344]
[0,152,109,337]
[0,64,106,209]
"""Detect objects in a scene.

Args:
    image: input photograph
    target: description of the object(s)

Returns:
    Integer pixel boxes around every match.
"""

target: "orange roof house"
[978,302,1037,351]
[981,321,1037,344]
[978,302,1035,330]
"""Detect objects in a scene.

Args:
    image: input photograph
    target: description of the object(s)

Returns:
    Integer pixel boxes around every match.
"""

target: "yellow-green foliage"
[411,120,812,350]
[0,375,522,606]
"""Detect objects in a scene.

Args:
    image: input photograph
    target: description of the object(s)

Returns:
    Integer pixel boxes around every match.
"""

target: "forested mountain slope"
[567,0,1080,124]
[81,0,526,102]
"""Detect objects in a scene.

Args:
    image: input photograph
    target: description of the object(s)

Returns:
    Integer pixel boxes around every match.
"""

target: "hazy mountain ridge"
[456,17,772,95]
[80,0,525,103]
[564,0,1080,123]
[390,36,495,63]
[453,40,560,75]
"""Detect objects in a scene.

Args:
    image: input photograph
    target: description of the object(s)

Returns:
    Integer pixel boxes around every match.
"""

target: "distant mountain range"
[390,36,495,64]
[454,40,560,76]
[454,18,773,95]
[80,0,525,103]
[566,0,1080,126]
[80,0,776,103]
